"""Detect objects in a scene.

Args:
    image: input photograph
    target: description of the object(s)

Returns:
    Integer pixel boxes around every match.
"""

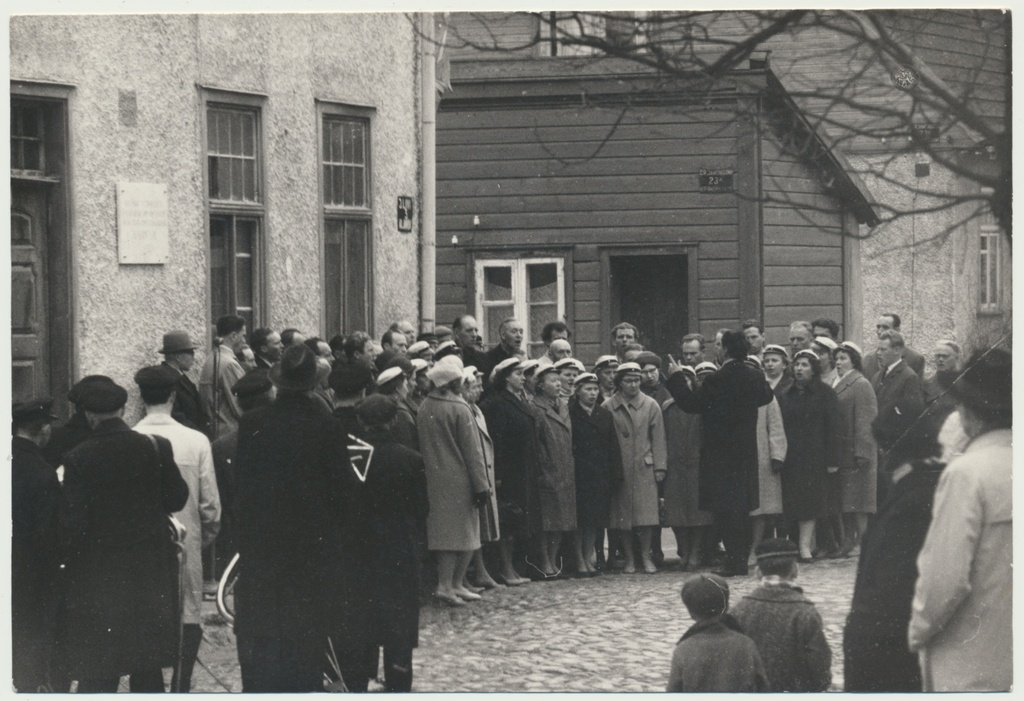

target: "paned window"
[474,258,565,357]
[979,213,1002,312]
[11,102,45,173]
[205,96,264,329]
[322,109,373,338]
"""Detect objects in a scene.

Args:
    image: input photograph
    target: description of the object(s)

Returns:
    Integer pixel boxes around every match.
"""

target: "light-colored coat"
[833,369,878,513]
[534,394,577,531]
[199,344,246,439]
[469,403,500,541]
[908,428,1012,691]
[749,397,787,516]
[417,390,489,551]
[604,391,667,528]
[134,413,221,625]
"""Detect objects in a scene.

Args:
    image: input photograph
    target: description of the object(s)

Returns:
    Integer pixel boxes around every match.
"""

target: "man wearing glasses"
[159,330,212,438]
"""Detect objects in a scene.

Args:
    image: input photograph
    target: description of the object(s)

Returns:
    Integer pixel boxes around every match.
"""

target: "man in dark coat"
[871,330,925,486]
[12,399,62,692]
[42,375,113,467]
[666,330,774,576]
[453,314,489,376]
[863,313,925,379]
[233,344,371,692]
[159,329,213,437]
[59,376,189,692]
[483,317,526,382]
[347,395,429,692]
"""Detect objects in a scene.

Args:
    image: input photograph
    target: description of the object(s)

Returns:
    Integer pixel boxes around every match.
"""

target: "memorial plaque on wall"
[117,182,169,264]
[699,169,734,193]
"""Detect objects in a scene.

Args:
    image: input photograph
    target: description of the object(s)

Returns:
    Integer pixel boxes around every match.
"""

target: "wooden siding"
[437,101,741,362]
[761,133,846,345]
[447,12,541,60]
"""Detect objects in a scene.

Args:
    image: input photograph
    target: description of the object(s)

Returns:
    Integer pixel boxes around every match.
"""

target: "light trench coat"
[604,391,667,528]
[908,428,1012,691]
[134,413,221,625]
[749,396,787,516]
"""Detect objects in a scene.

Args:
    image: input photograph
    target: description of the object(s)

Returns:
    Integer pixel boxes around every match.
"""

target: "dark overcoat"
[666,617,768,692]
[568,398,623,529]
[392,399,420,452]
[12,436,62,690]
[871,361,924,468]
[233,393,371,660]
[533,394,577,531]
[665,360,774,514]
[661,400,713,527]
[843,458,945,692]
[211,428,239,566]
[42,410,91,468]
[59,418,189,677]
[480,389,544,537]
[777,381,841,520]
[359,429,429,649]
[165,361,212,438]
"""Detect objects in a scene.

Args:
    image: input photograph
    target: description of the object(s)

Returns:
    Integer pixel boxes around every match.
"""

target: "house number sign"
[699,169,734,193]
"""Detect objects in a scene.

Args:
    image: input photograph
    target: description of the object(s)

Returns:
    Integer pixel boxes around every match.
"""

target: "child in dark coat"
[666,574,767,692]
[730,538,832,692]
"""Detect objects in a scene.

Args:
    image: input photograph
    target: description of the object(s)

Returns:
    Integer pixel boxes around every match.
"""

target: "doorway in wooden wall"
[608,253,692,359]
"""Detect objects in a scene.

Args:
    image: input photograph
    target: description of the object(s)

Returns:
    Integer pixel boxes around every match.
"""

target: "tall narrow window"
[979,218,1001,312]
[475,258,566,356]
[322,107,373,338]
[205,97,264,329]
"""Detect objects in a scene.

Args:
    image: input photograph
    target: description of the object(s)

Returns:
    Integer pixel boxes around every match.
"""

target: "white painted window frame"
[978,188,1002,312]
[474,257,565,351]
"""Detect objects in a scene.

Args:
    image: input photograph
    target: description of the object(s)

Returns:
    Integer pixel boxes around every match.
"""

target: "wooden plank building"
[435,57,878,362]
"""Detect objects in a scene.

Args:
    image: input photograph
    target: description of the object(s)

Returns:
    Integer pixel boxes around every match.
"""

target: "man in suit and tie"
[871,330,924,500]
[863,313,925,379]
[160,330,212,438]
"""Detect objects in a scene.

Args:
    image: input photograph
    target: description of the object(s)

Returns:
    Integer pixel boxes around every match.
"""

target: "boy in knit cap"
[666,574,767,692]
[729,538,832,692]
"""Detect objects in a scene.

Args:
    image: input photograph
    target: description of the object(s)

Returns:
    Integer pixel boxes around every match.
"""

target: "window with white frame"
[475,258,565,357]
[979,209,1002,312]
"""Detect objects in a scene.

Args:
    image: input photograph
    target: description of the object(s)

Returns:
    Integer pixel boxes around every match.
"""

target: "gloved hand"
[473,490,490,507]
[770,459,784,474]
[655,471,666,484]
[855,456,871,471]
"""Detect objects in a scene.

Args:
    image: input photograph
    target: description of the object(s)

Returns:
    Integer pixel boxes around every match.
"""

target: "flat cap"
[356,394,398,426]
[754,538,799,564]
[232,369,273,398]
[77,377,128,413]
[681,573,730,618]
[12,398,58,424]
[432,325,453,338]
[134,364,180,391]
[68,375,115,405]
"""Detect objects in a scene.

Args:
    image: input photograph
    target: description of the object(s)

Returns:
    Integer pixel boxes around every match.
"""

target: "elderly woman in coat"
[776,349,840,561]
[568,372,623,575]
[831,341,878,556]
[744,355,788,561]
[416,358,491,606]
[532,364,577,577]
[461,366,501,590]
[604,362,667,574]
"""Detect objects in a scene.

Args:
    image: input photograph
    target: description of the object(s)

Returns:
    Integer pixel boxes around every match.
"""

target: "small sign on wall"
[699,169,735,193]
[117,182,169,264]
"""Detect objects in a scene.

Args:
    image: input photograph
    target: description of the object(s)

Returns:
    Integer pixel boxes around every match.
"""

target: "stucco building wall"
[11,13,421,422]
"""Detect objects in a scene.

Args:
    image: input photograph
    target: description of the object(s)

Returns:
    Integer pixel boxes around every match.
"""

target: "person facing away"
[729,538,832,692]
[666,573,767,692]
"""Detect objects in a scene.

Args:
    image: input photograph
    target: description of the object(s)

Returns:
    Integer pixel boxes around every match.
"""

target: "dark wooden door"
[610,254,689,359]
[11,181,51,403]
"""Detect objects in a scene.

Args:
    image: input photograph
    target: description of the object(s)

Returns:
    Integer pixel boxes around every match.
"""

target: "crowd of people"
[11,308,1011,692]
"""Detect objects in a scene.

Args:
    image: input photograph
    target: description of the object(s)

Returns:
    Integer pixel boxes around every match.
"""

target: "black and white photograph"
[7,2,1013,692]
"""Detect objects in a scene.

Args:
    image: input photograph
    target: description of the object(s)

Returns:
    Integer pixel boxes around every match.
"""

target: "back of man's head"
[216,314,246,338]
[721,330,749,360]
[879,330,906,349]
[681,574,729,621]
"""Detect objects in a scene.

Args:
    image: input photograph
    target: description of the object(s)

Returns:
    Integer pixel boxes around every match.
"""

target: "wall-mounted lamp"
[397,196,414,233]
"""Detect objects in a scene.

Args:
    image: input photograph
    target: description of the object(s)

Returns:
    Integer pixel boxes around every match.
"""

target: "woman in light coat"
[832,342,878,555]
[416,359,490,606]
[604,362,667,574]
[461,367,501,590]
[744,356,788,560]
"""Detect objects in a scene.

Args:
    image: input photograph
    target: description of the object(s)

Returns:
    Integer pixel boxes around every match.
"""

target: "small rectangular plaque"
[699,169,734,193]
[117,182,169,264]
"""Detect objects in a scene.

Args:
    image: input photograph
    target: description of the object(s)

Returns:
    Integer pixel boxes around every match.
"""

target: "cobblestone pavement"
[190,541,857,693]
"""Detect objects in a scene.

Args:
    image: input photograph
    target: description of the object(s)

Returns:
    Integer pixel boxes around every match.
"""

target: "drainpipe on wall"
[419,12,437,332]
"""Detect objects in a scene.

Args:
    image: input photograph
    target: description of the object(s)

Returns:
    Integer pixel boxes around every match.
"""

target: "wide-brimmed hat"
[159,330,199,355]
[427,361,463,387]
[270,344,318,392]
